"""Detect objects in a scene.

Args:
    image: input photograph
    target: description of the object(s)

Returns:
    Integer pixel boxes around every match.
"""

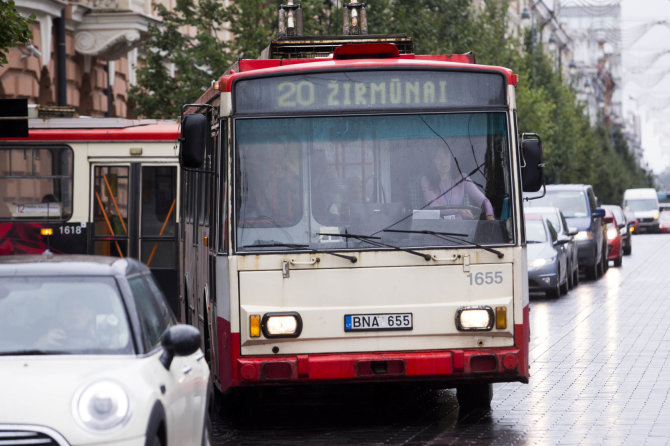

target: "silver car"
[524,213,570,298]
[523,206,579,289]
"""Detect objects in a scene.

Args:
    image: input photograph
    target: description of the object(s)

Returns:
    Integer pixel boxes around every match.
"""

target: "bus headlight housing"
[456,306,494,331]
[262,312,303,338]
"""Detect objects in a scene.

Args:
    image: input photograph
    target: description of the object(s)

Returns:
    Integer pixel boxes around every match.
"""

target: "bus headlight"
[455,306,494,331]
[262,312,303,338]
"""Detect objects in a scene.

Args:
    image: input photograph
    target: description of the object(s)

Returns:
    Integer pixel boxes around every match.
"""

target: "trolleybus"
[178,3,544,408]
[0,117,182,315]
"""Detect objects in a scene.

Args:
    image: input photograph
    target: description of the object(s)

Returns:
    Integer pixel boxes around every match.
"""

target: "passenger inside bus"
[420,144,495,220]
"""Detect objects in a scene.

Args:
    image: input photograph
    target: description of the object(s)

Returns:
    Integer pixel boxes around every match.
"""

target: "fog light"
[456,307,494,331]
[249,314,261,338]
[262,312,302,338]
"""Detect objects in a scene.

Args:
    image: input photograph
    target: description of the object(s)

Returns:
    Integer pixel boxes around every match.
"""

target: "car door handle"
[182,365,192,375]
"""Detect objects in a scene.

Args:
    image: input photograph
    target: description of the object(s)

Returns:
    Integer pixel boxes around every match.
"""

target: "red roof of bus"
[219,56,517,92]
[0,119,179,142]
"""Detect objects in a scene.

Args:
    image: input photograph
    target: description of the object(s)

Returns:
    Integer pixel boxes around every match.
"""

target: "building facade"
[0,0,164,118]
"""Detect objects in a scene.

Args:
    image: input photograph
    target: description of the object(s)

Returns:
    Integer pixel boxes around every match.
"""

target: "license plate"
[344,313,413,332]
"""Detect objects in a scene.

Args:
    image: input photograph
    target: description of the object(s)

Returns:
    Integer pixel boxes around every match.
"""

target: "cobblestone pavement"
[211,234,670,445]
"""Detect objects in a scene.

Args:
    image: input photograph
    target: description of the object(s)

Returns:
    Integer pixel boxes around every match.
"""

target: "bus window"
[92,166,129,258]
[140,166,177,268]
[0,146,73,221]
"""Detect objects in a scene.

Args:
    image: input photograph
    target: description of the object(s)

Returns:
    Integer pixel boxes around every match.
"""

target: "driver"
[35,295,99,350]
[420,145,494,220]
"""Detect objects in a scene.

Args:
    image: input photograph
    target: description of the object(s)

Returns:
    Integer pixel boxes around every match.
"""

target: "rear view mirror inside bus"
[521,135,544,192]
[180,113,208,168]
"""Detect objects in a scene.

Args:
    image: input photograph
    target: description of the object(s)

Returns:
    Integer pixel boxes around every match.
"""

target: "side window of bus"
[0,146,73,221]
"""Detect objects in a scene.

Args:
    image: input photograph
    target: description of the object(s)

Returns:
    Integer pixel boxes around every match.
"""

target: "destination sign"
[234,70,507,114]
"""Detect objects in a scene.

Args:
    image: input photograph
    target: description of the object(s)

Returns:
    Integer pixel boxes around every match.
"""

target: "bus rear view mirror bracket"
[180,112,209,169]
[520,133,545,193]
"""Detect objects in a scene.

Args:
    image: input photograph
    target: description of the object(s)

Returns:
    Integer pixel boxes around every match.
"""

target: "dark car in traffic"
[525,184,607,280]
[524,206,579,290]
[524,213,570,298]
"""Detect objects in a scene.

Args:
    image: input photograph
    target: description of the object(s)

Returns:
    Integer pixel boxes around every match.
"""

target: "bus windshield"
[234,112,513,252]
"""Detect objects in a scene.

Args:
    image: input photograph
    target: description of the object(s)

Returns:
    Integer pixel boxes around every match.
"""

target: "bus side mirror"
[521,134,544,192]
[180,113,208,168]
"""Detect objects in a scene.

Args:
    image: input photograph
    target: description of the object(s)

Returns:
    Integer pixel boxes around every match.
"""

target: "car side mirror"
[180,113,209,168]
[593,208,606,219]
[521,134,544,193]
[567,227,579,236]
[159,324,202,370]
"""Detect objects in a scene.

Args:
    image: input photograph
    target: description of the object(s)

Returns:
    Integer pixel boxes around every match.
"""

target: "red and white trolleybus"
[179,3,544,408]
[0,116,182,315]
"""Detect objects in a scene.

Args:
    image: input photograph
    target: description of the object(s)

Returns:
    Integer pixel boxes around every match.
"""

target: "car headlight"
[456,306,494,331]
[654,214,659,220]
[574,231,591,241]
[607,227,618,239]
[530,257,554,268]
[74,380,131,431]
[262,312,302,338]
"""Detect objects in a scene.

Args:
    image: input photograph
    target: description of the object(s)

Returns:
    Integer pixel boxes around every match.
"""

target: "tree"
[0,0,35,66]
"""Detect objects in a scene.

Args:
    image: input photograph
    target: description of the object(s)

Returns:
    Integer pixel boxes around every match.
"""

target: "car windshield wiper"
[318,232,431,261]
[383,229,504,259]
[242,241,357,263]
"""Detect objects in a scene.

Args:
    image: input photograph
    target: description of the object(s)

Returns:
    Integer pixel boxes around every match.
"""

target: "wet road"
[210,234,670,445]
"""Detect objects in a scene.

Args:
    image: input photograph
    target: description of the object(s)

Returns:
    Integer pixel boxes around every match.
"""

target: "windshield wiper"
[383,229,504,259]
[242,241,357,263]
[319,232,431,261]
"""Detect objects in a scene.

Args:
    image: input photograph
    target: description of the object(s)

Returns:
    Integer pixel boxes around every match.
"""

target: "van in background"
[623,188,659,233]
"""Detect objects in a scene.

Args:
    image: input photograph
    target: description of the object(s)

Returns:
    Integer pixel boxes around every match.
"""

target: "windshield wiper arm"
[319,232,431,261]
[242,242,357,263]
[383,229,504,259]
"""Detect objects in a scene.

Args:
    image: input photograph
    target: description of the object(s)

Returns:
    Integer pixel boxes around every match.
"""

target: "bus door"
[91,163,179,316]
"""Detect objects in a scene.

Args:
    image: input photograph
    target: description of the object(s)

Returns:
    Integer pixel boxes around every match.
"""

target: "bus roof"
[0,118,179,142]
[218,54,517,93]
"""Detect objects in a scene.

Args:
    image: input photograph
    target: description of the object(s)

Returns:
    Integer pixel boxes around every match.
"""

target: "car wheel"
[560,270,569,295]
[623,242,631,256]
[567,261,574,290]
[614,248,623,267]
[573,267,580,287]
[546,279,560,299]
[457,383,493,411]
[201,409,213,446]
[586,261,598,280]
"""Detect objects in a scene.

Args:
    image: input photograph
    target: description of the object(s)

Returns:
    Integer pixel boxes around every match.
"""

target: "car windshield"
[0,276,133,355]
[526,191,588,218]
[624,199,658,212]
[525,219,548,243]
[234,113,514,252]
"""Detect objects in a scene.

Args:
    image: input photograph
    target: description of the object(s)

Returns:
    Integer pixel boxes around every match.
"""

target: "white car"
[0,254,211,446]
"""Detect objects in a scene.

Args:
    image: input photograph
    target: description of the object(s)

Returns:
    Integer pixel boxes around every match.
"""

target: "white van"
[623,188,660,232]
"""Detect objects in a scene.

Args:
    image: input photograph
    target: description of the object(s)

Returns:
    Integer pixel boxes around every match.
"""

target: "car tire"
[547,279,560,299]
[560,270,569,295]
[614,249,623,267]
[201,410,213,446]
[623,243,631,256]
[586,261,598,280]
[573,267,580,287]
[457,383,493,411]
[567,261,574,290]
